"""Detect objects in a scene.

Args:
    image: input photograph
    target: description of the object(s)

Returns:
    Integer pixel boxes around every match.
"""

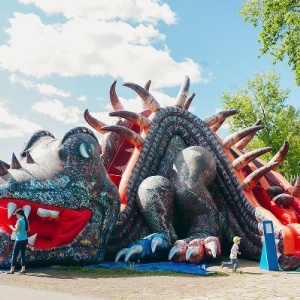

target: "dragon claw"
[203,237,221,259]
[151,236,163,253]
[115,248,129,263]
[168,240,188,262]
[185,246,199,261]
[124,245,143,262]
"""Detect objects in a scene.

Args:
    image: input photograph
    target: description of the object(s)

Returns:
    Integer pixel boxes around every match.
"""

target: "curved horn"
[84,109,107,134]
[144,80,151,91]
[210,120,224,132]
[183,93,196,110]
[11,153,22,169]
[235,120,262,150]
[223,125,264,149]
[109,111,151,128]
[269,141,289,170]
[175,75,190,108]
[100,125,144,147]
[26,151,35,164]
[123,82,160,112]
[203,109,238,128]
[110,81,124,112]
[292,175,300,197]
[241,162,279,192]
[233,147,273,170]
[0,161,8,176]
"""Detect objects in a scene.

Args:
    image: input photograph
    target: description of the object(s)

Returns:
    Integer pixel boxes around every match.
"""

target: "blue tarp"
[87,261,213,276]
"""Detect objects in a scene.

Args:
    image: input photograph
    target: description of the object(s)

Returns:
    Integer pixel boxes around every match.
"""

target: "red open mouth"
[0,198,92,250]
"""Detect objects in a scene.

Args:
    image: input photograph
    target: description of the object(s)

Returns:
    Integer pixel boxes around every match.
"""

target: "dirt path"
[1,259,299,300]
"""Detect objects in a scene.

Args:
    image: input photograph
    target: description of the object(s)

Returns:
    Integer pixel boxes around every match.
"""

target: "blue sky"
[0,0,299,163]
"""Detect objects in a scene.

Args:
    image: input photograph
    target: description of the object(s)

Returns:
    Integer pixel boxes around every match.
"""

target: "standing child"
[7,208,29,274]
[221,236,241,271]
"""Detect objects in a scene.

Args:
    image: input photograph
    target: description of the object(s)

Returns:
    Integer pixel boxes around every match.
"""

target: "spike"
[0,160,10,169]
[0,161,9,176]
[123,82,160,112]
[292,176,300,197]
[233,147,273,170]
[109,111,151,128]
[235,120,262,150]
[269,141,289,170]
[210,120,224,132]
[144,80,151,91]
[100,125,144,147]
[183,93,196,110]
[241,162,279,192]
[84,109,107,134]
[203,109,239,128]
[11,153,22,169]
[26,151,35,164]
[175,75,190,108]
[110,81,124,112]
[223,125,264,149]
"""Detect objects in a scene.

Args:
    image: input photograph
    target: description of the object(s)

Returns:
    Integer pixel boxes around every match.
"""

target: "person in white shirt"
[221,236,241,271]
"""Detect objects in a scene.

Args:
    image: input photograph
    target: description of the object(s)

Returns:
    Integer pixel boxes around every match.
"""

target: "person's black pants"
[11,239,28,267]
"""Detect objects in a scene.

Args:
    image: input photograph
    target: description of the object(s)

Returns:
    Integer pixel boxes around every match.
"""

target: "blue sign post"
[259,220,279,271]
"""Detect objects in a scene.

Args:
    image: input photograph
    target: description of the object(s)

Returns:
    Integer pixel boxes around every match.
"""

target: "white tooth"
[49,210,59,218]
[7,202,17,219]
[37,208,49,217]
[37,208,59,218]
[23,205,31,218]
[28,233,37,245]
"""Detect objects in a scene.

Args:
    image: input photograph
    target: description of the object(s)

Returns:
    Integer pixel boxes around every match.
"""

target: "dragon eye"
[78,143,95,159]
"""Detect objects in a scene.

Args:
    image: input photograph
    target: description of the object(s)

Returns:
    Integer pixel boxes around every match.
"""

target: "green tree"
[240,0,300,85]
[221,71,300,178]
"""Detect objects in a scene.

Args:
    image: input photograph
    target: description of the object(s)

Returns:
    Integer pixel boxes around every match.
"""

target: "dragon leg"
[170,146,222,263]
[115,175,178,262]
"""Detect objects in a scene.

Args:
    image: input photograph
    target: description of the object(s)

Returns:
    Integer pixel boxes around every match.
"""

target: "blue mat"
[87,261,213,275]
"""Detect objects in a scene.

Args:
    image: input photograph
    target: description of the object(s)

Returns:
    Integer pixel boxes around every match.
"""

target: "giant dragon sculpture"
[0,76,300,270]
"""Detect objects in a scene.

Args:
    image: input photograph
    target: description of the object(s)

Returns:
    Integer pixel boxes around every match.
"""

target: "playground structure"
[0,76,300,269]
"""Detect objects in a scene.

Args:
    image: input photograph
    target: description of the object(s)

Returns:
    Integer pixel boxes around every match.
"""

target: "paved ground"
[0,259,300,300]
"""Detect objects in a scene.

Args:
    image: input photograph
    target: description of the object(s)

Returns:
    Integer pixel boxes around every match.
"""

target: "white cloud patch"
[78,95,87,102]
[0,6,205,88]
[0,101,42,138]
[18,0,177,24]
[9,74,71,97]
[31,99,81,124]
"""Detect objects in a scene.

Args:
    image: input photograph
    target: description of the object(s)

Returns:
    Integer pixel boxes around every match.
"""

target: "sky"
[0,0,299,163]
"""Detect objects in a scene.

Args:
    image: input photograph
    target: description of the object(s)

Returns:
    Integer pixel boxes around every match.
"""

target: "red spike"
[11,153,22,169]
[0,161,8,176]
[26,151,35,164]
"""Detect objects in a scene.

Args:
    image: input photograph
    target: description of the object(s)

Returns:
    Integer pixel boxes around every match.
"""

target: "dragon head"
[0,127,120,266]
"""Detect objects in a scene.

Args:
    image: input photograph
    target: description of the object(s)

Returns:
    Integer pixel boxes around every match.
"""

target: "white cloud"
[0,11,205,87]
[18,0,177,24]
[78,95,87,102]
[36,83,71,97]
[0,102,42,138]
[9,74,71,97]
[31,99,81,124]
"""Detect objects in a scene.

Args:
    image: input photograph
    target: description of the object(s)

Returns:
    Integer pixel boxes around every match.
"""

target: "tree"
[221,71,300,178]
[240,0,300,85]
